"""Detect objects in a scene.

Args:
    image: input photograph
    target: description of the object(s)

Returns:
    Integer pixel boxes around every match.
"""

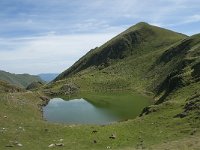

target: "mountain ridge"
[54,22,187,81]
[47,22,199,106]
[0,70,44,88]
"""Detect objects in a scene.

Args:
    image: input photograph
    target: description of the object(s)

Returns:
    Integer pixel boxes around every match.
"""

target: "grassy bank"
[0,82,199,149]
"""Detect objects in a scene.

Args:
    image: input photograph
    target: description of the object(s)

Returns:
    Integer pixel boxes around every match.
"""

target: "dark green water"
[43,92,151,125]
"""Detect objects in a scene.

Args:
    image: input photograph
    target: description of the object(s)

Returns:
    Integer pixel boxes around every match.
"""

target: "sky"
[0,0,200,75]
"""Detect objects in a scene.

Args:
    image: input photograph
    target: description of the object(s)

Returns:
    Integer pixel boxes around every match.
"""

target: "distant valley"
[38,73,59,82]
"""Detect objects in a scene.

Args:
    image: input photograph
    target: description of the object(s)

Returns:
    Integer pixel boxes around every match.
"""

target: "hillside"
[42,22,200,149]
[0,70,44,88]
[0,22,199,149]
[48,21,200,124]
[49,22,189,96]
[55,22,186,82]
[0,80,23,93]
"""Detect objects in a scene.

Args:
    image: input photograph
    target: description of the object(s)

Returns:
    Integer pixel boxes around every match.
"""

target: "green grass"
[54,22,186,81]
[0,81,199,149]
[0,22,199,149]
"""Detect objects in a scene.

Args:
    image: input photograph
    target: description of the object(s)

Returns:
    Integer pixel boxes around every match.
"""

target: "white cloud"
[0,0,200,74]
[0,33,120,74]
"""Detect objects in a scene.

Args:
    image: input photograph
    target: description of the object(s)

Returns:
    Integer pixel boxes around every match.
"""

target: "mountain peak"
[135,22,149,26]
[54,22,187,81]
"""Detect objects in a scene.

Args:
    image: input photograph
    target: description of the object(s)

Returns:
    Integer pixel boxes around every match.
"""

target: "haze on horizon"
[0,0,200,75]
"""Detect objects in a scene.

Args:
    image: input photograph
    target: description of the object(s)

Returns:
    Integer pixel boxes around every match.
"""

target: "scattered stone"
[69,125,75,128]
[55,143,64,146]
[5,145,14,147]
[93,140,97,144]
[4,116,8,118]
[60,83,79,95]
[106,146,111,149]
[174,95,200,118]
[174,112,187,118]
[140,106,158,116]
[17,143,23,147]
[12,141,19,145]
[48,144,55,148]
[92,130,98,133]
[109,134,116,139]
[190,128,197,135]
[59,139,64,142]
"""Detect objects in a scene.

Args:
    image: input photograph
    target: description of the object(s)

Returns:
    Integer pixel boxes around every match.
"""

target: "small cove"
[43,92,152,125]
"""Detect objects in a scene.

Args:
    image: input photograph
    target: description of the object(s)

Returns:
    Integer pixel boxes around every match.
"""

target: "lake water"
[43,92,151,125]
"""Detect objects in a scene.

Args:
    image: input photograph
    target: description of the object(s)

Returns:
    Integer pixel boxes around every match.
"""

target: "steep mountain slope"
[151,33,200,103]
[55,22,186,81]
[49,22,188,97]
[0,70,44,88]
[41,22,200,149]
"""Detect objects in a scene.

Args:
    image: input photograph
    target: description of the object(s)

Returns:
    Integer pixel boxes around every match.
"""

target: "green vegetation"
[0,87,199,149]
[0,22,199,149]
[0,80,23,93]
[26,81,44,90]
[0,70,44,88]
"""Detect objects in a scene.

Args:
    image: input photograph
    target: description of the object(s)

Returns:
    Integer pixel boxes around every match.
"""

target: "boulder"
[59,83,79,95]
[26,81,44,90]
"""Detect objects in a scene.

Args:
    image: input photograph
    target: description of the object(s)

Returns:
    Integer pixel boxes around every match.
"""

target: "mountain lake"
[43,92,152,125]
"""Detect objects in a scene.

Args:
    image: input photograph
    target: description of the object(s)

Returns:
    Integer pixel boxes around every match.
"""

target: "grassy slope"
[0,80,23,93]
[0,70,44,88]
[0,83,199,149]
[48,23,188,96]
[54,22,186,82]
[0,23,199,149]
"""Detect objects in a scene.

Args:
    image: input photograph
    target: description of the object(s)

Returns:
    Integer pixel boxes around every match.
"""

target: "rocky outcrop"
[43,83,79,96]
[59,83,79,95]
[174,94,200,118]
[26,81,44,90]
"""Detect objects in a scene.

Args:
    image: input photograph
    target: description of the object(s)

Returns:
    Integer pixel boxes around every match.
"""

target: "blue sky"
[0,0,200,74]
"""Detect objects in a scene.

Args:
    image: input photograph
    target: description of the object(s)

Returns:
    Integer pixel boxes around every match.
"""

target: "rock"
[17,143,23,147]
[174,95,200,118]
[44,128,48,132]
[40,96,49,101]
[55,143,64,146]
[140,106,158,116]
[48,144,55,148]
[93,140,97,144]
[106,146,111,149]
[92,130,98,133]
[5,145,14,147]
[174,112,187,118]
[190,128,197,135]
[4,116,8,118]
[109,134,116,139]
[26,81,44,90]
[60,83,79,95]
[59,139,64,142]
